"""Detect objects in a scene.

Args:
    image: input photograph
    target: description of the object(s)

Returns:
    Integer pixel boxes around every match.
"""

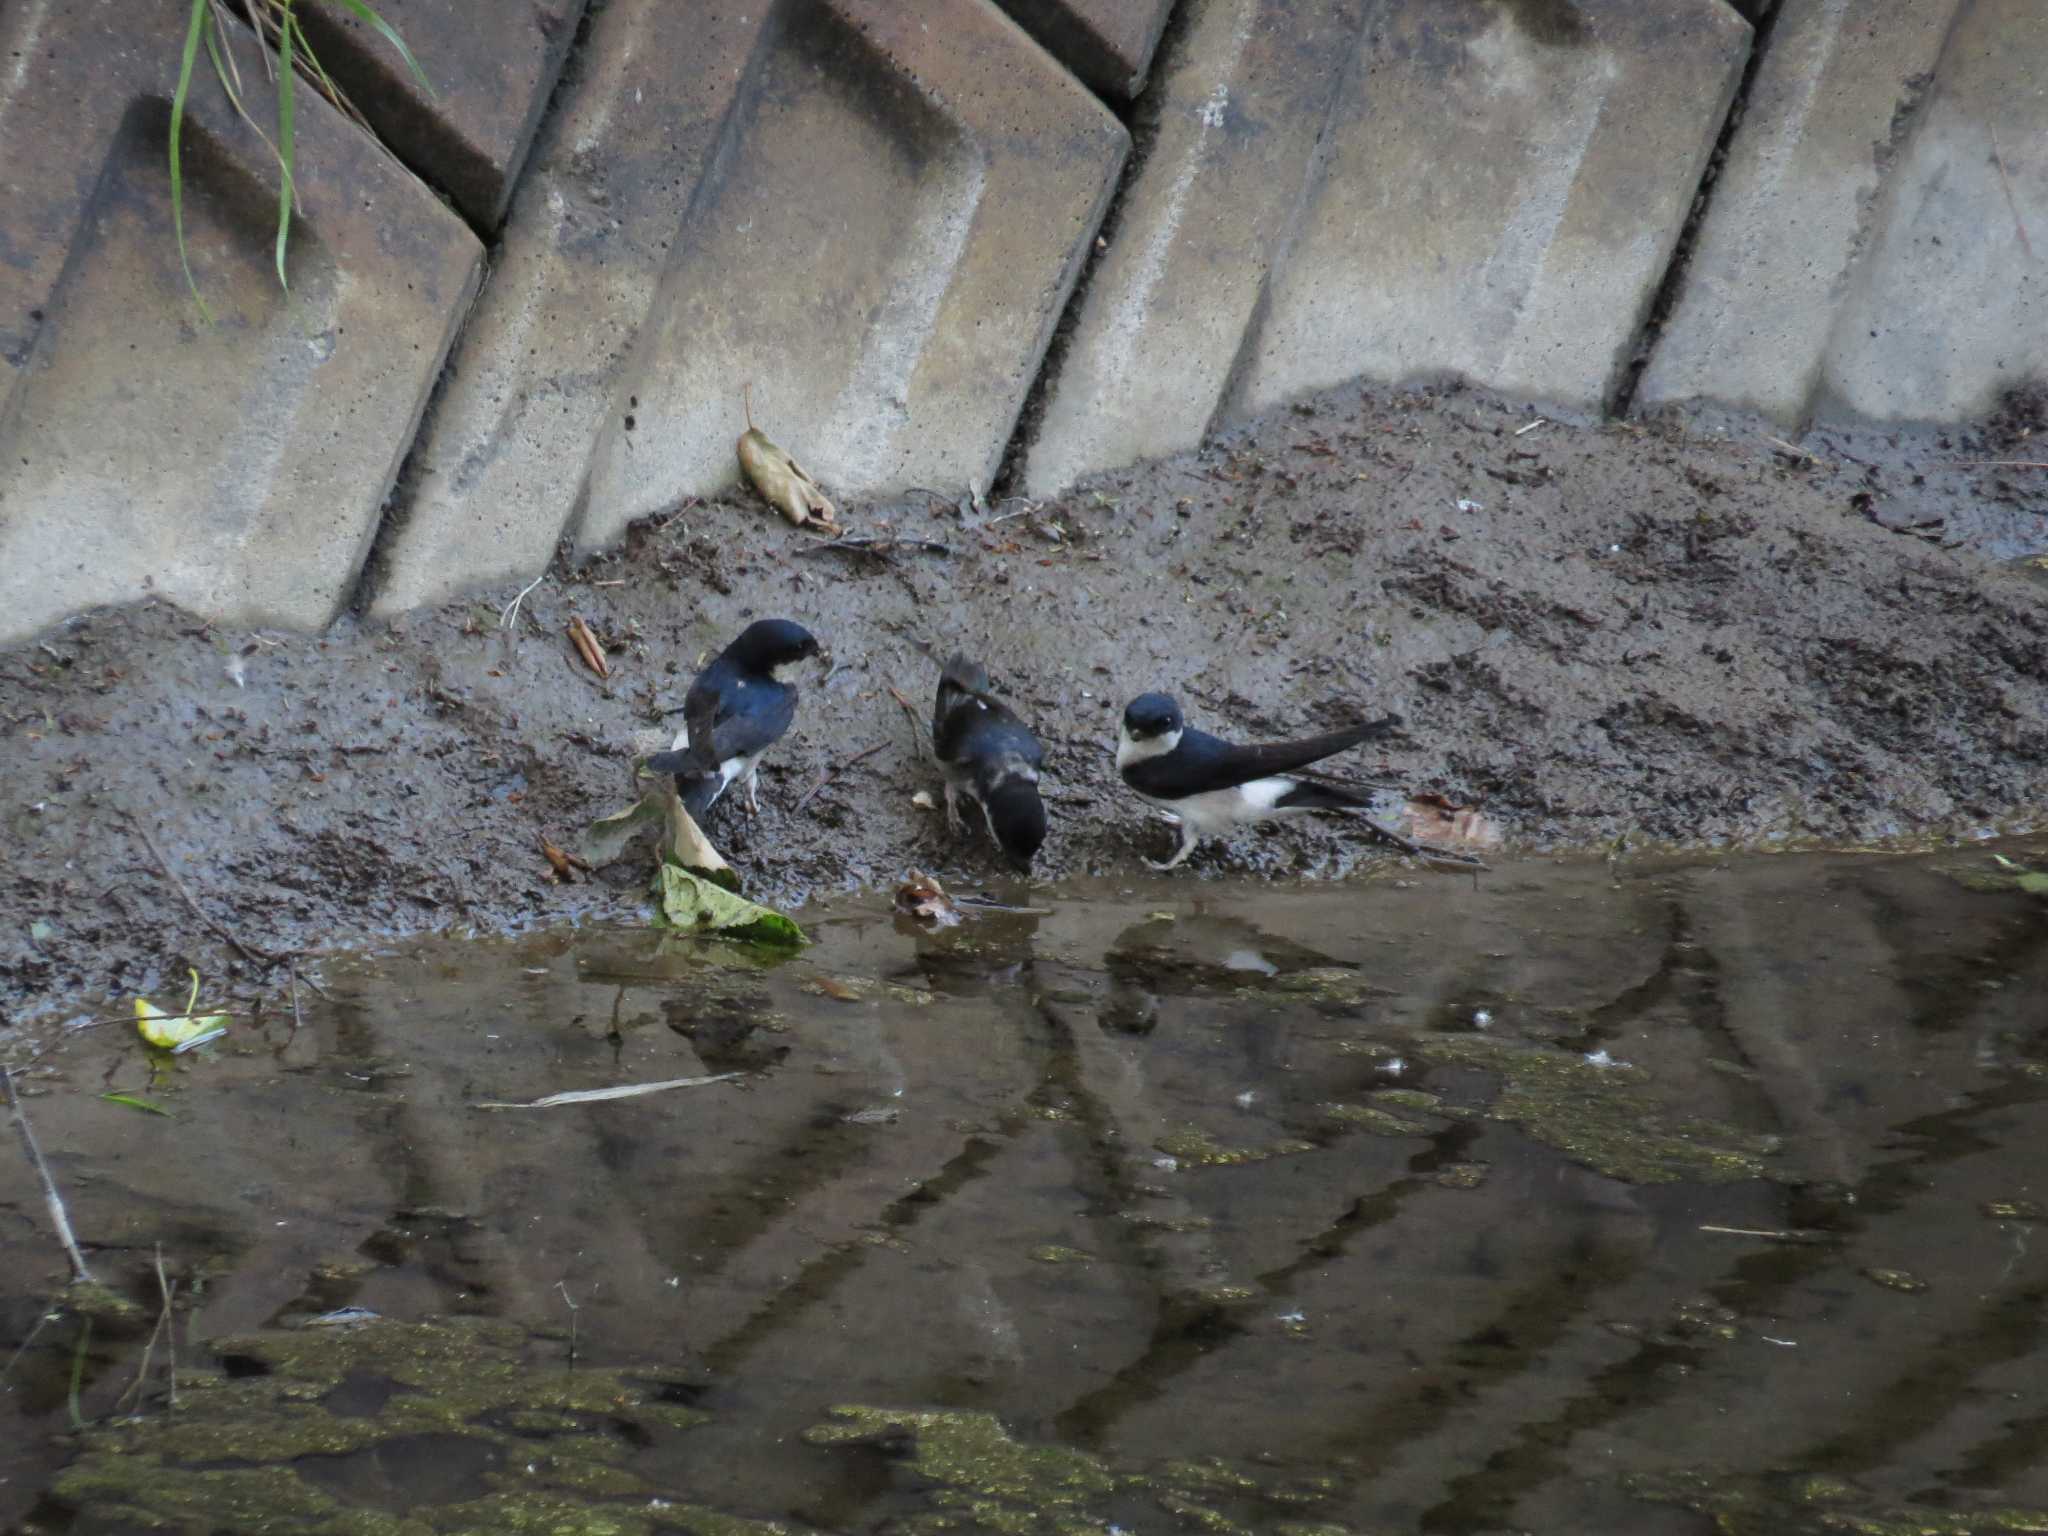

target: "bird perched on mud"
[1116,693,1401,870]
[932,654,1047,869]
[646,618,821,819]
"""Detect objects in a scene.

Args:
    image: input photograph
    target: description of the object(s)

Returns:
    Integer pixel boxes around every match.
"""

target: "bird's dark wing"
[706,681,798,766]
[938,694,1041,777]
[1126,717,1398,797]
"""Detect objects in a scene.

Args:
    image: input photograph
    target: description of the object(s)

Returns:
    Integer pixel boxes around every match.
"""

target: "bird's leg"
[742,762,762,816]
[1146,823,1198,872]
[942,780,963,835]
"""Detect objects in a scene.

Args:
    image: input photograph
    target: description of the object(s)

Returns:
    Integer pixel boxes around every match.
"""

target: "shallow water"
[4,843,2047,1534]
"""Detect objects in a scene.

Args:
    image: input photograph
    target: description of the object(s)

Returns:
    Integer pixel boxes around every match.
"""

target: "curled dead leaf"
[567,616,609,679]
[895,869,961,928]
[539,834,587,884]
[737,386,837,531]
[1400,793,1503,851]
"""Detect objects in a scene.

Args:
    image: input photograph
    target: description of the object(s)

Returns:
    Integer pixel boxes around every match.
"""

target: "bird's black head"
[986,780,1047,868]
[728,618,821,673]
[1121,692,1184,742]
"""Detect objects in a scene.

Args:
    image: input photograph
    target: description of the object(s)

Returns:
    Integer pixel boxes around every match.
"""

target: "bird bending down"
[1116,692,1400,870]
[644,619,821,820]
[932,654,1047,869]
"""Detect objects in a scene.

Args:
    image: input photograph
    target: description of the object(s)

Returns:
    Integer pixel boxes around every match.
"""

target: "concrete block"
[992,0,1178,100]
[378,0,1124,615]
[367,0,767,618]
[1819,0,2048,424]
[1636,0,1960,425]
[1234,0,1751,418]
[1024,0,1357,499]
[292,0,588,230]
[575,0,1127,553]
[0,1,481,645]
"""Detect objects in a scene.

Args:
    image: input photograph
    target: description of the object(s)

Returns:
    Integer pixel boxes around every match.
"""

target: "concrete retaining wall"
[2,0,2042,641]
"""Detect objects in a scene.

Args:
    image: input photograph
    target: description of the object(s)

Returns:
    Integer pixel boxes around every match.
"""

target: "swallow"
[645,618,821,819]
[932,654,1047,869]
[1116,692,1400,870]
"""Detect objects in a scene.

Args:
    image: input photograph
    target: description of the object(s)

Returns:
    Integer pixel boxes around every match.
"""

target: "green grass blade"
[170,0,214,321]
[329,0,434,97]
[273,6,297,289]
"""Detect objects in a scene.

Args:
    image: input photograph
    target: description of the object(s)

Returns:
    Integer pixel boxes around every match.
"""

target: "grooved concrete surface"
[994,0,1178,99]
[1636,0,1959,425]
[292,0,588,230]
[1029,0,1752,496]
[378,0,1125,614]
[0,0,480,645]
[5,0,2048,638]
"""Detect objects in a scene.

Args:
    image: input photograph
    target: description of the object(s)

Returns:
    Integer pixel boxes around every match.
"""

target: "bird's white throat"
[1116,724,1181,769]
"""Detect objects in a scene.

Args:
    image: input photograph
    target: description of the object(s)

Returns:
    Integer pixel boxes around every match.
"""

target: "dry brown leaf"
[539,834,579,883]
[895,869,962,928]
[567,616,609,679]
[1400,793,1504,851]
[737,386,838,531]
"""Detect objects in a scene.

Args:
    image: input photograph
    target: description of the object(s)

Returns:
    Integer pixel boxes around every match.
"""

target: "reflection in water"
[4,844,2048,1533]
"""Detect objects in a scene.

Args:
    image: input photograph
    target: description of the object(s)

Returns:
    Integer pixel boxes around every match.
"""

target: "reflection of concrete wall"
[2,0,2042,640]
[6,853,2044,1526]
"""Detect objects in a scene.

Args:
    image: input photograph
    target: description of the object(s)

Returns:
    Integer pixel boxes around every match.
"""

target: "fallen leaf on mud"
[578,794,666,868]
[737,388,837,531]
[567,616,610,679]
[539,834,585,883]
[807,975,867,1002]
[1400,793,1504,851]
[134,969,229,1053]
[895,870,961,928]
[653,861,806,950]
[474,1071,744,1110]
[580,780,737,891]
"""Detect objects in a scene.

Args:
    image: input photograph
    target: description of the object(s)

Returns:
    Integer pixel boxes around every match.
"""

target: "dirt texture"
[4,382,2047,1025]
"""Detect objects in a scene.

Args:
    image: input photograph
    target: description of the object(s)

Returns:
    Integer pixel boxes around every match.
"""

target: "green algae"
[1418,1035,1779,1185]
[1861,1267,1930,1294]
[1627,1467,2048,1536]
[1155,1125,1316,1166]
[1370,1088,1444,1113]
[1321,1102,1430,1137]
[1433,1161,1490,1189]
[50,1317,737,1536]
[1269,968,1386,1007]
[1029,1245,1096,1264]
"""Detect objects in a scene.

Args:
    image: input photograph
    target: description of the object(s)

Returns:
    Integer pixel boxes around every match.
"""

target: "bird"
[644,618,821,820]
[1116,692,1401,870]
[932,654,1047,869]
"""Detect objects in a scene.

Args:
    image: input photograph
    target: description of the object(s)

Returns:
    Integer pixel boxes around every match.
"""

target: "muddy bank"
[4,383,2047,1021]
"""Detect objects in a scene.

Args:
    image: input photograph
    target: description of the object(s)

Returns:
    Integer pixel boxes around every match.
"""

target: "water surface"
[4,845,2047,1534]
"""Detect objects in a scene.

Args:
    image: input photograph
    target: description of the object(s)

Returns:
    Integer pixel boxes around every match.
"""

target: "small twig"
[885,685,930,763]
[1990,124,2037,261]
[1513,418,1548,437]
[3,1065,96,1284]
[975,504,1041,529]
[1955,459,2048,470]
[794,742,886,812]
[794,536,952,559]
[124,811,276,967]
[556,1281,579,1368]
[118,1246,174,1413]
[156,1244,178,1410]
[500,572,545,629]
[1763,434,1819,464]
[67,1316,91,1430]
[287,964,304,1039]
[0,1300,62,1389]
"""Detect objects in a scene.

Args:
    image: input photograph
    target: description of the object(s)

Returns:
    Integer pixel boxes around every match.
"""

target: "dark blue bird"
[645,619,821,820]
[1116,692,1400,869]
[932,654,1047,869]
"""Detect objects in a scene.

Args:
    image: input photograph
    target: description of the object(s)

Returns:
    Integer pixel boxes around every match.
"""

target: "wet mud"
[3,382,2047,1020]
[3,846,2046,1532]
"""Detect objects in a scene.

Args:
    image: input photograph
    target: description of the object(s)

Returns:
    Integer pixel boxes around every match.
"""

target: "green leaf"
[274,7,298,290]
[330,0,435,97]
[170,0,214,321]
[2016,872,2048,896]
[652,861,806,949]
[577,793,668,868]
[101,1093,174,1117]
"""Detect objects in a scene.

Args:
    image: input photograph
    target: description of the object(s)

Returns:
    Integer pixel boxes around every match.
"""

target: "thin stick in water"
[2,1066,95,1284]
[794,742,886,811]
